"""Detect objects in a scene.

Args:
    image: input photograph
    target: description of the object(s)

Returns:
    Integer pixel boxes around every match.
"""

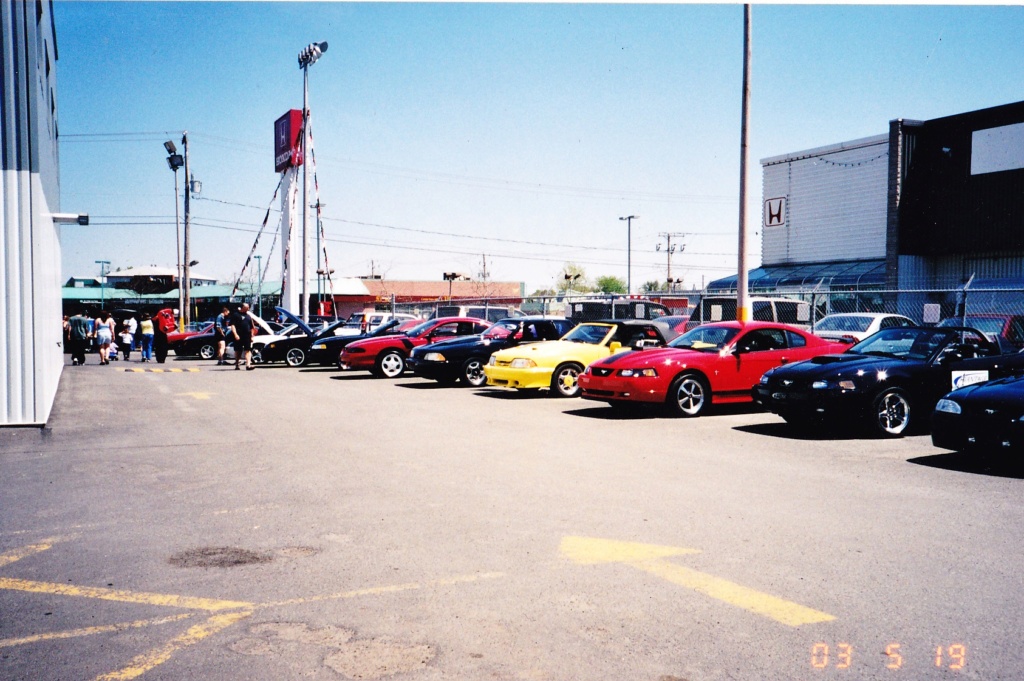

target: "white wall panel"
[762,135,889,266]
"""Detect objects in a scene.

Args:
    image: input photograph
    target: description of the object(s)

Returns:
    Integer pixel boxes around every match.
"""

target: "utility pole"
[619,215,639,294]
[656,232,686,285]
[182,131,192,327]
[255,254,263,318]
[297,41,327,324]
[736,5,752,322]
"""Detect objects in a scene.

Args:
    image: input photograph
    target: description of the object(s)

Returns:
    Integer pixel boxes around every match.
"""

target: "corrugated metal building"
[1,0,64,426]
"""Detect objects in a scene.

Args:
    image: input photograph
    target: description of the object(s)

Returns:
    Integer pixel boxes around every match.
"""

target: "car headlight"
[935,399,962,415]
[619,367,657,378]
[423,352,446,362]
[812,380,829,390]
[510,358,537,369]
[759,373,771,385]
[346,347,366,354]
[812,379,856,390]
[488,355,497,366]
[311,343,326,350]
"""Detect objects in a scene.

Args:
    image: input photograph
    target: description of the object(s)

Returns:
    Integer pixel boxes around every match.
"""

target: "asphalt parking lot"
[1,354,1022,680]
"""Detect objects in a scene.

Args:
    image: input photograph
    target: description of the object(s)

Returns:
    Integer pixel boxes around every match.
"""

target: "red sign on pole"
[274,110,304,172]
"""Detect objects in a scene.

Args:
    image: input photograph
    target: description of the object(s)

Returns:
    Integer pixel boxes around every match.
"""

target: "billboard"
[274,110,304,172]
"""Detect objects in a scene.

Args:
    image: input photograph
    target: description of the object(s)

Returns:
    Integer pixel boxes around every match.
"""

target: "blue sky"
[55,3,1024,294]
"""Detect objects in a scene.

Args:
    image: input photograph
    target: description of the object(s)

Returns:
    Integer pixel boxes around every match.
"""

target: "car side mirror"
[609,341,623,352]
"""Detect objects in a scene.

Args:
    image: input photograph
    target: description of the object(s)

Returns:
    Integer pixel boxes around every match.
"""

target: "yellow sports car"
[483,320,669,397]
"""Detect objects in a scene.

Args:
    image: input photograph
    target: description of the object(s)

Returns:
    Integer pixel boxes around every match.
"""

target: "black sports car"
[304,318,417,367]
[752,326,1024,436]
[932,375,1024,454]
[253,307,354,366]
[407,316,577,387]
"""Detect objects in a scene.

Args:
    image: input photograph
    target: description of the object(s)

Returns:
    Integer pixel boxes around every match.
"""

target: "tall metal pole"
[301,65,311,324]
[736,5,752,322]
[619,215,638,294]
[255,254,263,318]
[96,260,110,310]
[182,131,192,328]
[172,168,183,332]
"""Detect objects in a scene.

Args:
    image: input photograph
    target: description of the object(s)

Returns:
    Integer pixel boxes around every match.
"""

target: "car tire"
[199,343,215,360]
[285,347,306,367]
[461,357,487,387]
[376,350,405,378]
[250,348,263,365]
[550,362,584,398]
[666,372,710,417]
[872,387,912,437]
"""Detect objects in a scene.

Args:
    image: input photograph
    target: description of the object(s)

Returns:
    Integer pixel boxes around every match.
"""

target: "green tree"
[595,275,627,294]
[556,262,596,293]
[640,280,662,293]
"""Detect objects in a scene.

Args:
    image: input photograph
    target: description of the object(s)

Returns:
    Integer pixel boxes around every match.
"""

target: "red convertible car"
[338,317,492,378]
[578,321,852,417]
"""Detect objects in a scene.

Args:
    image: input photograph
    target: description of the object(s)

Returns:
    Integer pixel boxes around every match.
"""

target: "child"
[120,326,134,361]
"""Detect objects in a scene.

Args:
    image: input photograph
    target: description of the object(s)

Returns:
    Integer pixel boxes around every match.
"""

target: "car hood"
[493,339,620,364]
[771,353,902,379]
[945,375,1024,406]
[591,346,704,367]
[415,334,504,354]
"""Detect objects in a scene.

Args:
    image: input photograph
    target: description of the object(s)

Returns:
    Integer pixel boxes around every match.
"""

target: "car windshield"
[562,324,613,345]
[937,316,1004,336]
[848,327,949,360]
[669,325,740,351]
[816,315,873,333]
[483,321,518,339]
[405,320,439,338]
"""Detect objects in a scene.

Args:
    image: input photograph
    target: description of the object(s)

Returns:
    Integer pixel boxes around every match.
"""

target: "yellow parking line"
[633,559,836,627]
[0,539,59,567]
[0,613,194,648]
[259,571,506,608]
[94,610,253,681]
[0,577,254,612]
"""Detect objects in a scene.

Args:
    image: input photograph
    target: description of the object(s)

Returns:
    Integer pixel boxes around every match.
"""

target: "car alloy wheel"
[377,350,405,378]
[250,349,263,365]
[668,373,709,417]
[199,344,215,360]
[285,347,306,367]
[462,357,486,387]
[873,388,911,436]
[550,363,583,398]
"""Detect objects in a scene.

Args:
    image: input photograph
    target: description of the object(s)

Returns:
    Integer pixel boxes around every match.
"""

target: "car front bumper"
[407,359,456,381]
[752,384,868,421]
[931,410,1024,453]
[483,364,553,390]
[579,373,666,404]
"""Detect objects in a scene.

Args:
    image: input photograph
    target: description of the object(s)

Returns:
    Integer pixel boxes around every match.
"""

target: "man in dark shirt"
[68,310,91,366]
[228,303,255,371]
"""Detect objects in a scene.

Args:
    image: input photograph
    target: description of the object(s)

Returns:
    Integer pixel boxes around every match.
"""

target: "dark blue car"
[932,375,1024,454]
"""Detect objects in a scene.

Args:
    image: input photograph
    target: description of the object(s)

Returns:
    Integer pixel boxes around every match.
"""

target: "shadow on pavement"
[563,405,661,420]
[395,381,458,390]
[328,374,377,381]
[733,422,867,441]
[907,452,1024,479]
[472,388,546,400]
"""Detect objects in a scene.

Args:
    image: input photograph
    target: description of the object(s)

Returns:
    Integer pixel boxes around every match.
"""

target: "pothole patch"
[169,546,273,568]
[231,621,434,679]
[277,545,320,558]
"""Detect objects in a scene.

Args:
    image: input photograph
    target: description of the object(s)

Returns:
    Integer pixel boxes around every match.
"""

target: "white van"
[686,296,812,330]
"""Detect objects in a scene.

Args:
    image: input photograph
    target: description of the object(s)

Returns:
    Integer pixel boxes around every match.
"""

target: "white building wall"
[761,135,889,266]
[2,0,63,426]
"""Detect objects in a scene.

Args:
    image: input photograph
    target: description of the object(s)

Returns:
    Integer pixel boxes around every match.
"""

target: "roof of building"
[707,259,887,292]
[360,279,523,300]
[103,265,218,281]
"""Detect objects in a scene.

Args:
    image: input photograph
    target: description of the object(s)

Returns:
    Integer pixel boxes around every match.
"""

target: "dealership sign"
[274,110,304,172]
[763,197,787,228]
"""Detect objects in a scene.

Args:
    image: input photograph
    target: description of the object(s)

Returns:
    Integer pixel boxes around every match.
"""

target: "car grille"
[591,367,613,377]
[494,359,512,367]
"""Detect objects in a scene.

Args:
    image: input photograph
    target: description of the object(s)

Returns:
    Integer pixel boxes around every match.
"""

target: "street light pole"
[95,260,110,310]
[164,140,185,331]
[297,40,328,325]
[255,254,262,318]
[619,215,638,294]
[182,131,192,328]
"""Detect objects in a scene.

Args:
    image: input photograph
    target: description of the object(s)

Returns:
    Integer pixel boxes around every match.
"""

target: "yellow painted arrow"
[560,536,835,627]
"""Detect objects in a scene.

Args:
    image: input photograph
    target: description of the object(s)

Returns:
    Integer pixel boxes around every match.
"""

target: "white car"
[812,313,916,342]
[336,312,419,336]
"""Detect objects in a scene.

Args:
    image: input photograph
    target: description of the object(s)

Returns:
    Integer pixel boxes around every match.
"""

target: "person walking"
[139,312,155,362]
[94,310,115,364]
[215,306,231,365]
[119,322,134,361]
[229,303,255,371]
[68,310,91,366]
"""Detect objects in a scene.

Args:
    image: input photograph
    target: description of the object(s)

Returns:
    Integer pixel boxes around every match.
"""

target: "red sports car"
[578,321,852,417]
[338,317,492,378]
